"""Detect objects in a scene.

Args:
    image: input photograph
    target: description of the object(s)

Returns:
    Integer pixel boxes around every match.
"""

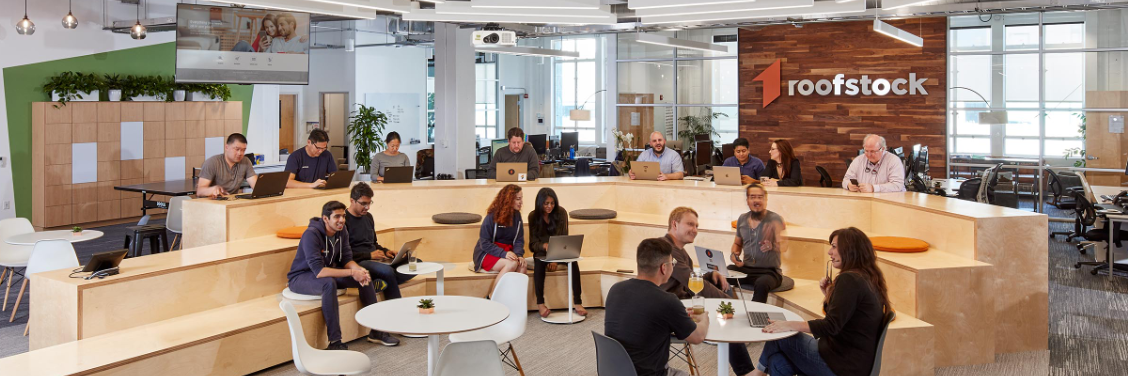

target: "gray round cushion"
[432,212,483,225]
[772,276,795,293]
[569,209,618,220]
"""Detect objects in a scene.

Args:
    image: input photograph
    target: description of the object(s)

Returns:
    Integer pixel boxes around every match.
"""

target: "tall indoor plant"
[347,104,388,181]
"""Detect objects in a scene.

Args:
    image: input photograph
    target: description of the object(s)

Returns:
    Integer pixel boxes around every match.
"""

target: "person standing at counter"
[286,201,385,351]
[721,137,765,184]
[371,132,411,182]
[473,184,528,294]
[344,183,412,347]
[284,129,336,188]
[754,227,892,376]
[762,139,803,187]
[487,128,540,181]
[729,183,787,303]
[196,133,258,197]
[843,134,905,193]
[528,187,586,318]
[630,131,685,181]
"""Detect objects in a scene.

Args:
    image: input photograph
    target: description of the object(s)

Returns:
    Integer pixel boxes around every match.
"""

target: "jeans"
[358,260,416,300]
[533,258,582,305]
[232,40,255,52]
[288,271,379,343]
[727,266,781,303]
[728,343,756,375]
[757,333,837,376]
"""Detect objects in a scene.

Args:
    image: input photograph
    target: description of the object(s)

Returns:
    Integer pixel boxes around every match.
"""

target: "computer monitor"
[491,139,508,157]
[696,141,713,166]
[889,146,904,160]
[560,132,579,155]
[527,134,547,155]
[694,134,711,142]
[721,143,735,161]
[915,145,929,175]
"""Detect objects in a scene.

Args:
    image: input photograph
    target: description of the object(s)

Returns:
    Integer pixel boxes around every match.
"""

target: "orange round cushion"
[732,220,738,229]
[276,226,306,239]
[869,236,929,253]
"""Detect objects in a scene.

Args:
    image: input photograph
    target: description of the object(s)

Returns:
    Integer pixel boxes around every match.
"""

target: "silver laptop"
[694,246,730,277]
[384,238,422,268]
[632,161,661,180]
[496,163,529,182]
[694,245,785,327]
[713,166,743,186]
[544,234,584,261]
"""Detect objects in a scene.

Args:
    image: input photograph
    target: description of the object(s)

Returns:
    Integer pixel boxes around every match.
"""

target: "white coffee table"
[356,295,508,376]
[540,257,586,324]
[5,230,104,245]
[397,262,446,295]
[681,298,803,376]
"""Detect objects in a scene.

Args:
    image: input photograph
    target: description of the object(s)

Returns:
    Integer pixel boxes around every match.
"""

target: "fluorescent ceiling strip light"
[873,18,923,47]
[476,46,581,58]
[634,0,811,18]
[471,0,601,10]
[403,4,617,24]
[435,2,614,18]
[629,33,730,53]
[227,0,383,19]
[641,0,866,25]
[881,0,935,11]
[628,0,759,10]
[303,0,411,13]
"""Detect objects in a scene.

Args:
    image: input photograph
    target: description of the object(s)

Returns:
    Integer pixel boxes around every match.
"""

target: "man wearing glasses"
[284,129,337,188]
[842,134,905,193]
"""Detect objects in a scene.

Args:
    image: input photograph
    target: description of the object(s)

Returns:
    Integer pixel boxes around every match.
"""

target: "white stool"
[282,287,346,301]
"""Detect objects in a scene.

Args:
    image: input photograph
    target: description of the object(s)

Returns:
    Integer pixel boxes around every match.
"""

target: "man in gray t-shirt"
[729,183,788,303]
[197,133,258,197]
[487,128,540,180]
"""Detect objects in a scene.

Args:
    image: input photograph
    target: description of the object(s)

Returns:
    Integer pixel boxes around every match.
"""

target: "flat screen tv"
[175,4,310,85]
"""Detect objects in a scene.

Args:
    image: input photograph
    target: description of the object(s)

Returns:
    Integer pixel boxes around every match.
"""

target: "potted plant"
[611,129,639,175]
[103,74,124,102]
[124,75,169,101]
[417,298,435,314]
[1062,112,1087,167]
[71,226,83,236]
[188,84,230,101]
[346,104,388,182]
[717,301,735,320]
[43,72,103,107]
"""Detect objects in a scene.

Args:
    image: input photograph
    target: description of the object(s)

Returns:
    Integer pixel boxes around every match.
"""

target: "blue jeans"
[757,333,837,376]
[288,272,378,343]
[358,260,416,300]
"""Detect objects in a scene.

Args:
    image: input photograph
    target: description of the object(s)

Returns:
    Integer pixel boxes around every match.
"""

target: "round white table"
[356,295,509,376]
[681,298,803,376]
[540,257,586,324]
[397,262,446,295]
[5,230,104,245]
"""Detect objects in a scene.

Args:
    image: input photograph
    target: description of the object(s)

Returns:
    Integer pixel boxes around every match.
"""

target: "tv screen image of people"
[175,4,310,85]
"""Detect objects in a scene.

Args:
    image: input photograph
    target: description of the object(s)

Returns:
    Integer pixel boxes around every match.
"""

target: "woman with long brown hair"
[762,139,803,187]
[473,184,528,293]
[753,227,891,376]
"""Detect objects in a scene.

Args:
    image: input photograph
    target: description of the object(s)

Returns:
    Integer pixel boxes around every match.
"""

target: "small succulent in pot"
[72,226,83,236]
[717,301,735,319]
[417,298,435,314]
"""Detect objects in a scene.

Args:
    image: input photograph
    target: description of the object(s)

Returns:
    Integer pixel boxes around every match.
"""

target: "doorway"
[505,94,521,135]
[320,92,349,163]
[279,94,296,154]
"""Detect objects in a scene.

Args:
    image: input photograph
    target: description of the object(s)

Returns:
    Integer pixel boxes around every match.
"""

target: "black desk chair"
[815,166,834,188]
[1046,168,1081,210]
[1072,192,1128,274]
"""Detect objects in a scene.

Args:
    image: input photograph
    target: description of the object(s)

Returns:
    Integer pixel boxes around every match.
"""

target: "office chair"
[592,331,638,376]
[1046,168,1081,210]
[815,166,834,188]
[1071,191,1128,275]
[975,164,1004,204]
[415,148,435,180]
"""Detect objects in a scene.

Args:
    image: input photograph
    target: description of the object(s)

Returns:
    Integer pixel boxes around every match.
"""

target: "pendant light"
[130,0,147,40]
[62,0,78,29]
[15,0,35,35]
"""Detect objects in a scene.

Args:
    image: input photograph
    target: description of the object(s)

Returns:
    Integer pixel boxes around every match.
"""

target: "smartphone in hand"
[850,178,859,186]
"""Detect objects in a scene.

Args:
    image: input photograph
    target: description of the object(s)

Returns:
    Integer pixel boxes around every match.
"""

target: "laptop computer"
[314,170,355,190]
[234,171,288,199]
[632,161,661,180]
[383,238,422,268]
[693,246,785,328]
[383,166,414,183]
[713,166,743,186]
[81,249,128,279]
[496,163,529,182]
[544,234,584,261]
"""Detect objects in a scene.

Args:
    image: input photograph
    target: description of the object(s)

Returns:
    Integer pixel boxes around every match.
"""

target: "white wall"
[355,46,429,167]
[498,54,554,137]
[433,23,477,177]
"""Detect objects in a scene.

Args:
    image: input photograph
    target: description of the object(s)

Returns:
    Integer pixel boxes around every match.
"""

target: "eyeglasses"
[748,194,766,200]
[313,144,328,151]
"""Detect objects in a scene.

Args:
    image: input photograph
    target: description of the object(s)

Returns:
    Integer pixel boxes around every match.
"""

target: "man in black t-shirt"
[606,238,709,376]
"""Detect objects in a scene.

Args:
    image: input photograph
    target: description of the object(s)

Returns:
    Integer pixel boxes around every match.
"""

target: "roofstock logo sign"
[751,59,930,108]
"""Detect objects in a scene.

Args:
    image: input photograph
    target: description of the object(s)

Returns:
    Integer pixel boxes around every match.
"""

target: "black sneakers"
[326,341,349,351]
[367,330,400,346]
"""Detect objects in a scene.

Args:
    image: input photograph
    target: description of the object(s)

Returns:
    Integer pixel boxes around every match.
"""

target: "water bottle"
[569,146,575,160]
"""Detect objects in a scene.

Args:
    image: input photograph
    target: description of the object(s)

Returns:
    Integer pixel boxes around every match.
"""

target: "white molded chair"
[279,300,371,375]
[166,196,190,250]
[0,217,35,312]
[435,340,505,376]
[449,272,528,375]
[14,239,80,335]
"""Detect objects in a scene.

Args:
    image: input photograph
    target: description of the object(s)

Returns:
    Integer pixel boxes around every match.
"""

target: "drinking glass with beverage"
[689,270,705,321]
[409,255,418,272]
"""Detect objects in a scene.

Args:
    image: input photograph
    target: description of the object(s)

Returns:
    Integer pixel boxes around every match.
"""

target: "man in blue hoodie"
[287,201,385,351]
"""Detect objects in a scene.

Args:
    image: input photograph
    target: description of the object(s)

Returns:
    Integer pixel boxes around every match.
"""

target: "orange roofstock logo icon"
[752,59,930,108]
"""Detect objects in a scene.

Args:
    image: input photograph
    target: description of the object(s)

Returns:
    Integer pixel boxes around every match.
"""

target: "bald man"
[630,131,685,181]
[843,134,905,193]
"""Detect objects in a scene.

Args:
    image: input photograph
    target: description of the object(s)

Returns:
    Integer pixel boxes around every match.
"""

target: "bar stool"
[123,225,170,258]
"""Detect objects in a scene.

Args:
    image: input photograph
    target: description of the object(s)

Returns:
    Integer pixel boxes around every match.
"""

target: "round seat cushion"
[469,263,499,274]
[432,212,483,225]
[282,287,345,301]
[276,226,306,239]
[869,236,930,253]
[771,276,795,292]
[569,209,618,220]
[732,220,738,229]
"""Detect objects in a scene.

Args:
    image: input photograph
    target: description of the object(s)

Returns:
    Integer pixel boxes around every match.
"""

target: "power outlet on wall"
[3,201,9,210]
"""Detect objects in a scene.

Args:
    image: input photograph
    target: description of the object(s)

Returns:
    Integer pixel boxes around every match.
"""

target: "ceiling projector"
[473,24,516,46]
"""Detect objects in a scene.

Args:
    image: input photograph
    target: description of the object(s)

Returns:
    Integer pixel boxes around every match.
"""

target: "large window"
[616,29,739,146]
[475,54,500,142]
[554,37,603,143]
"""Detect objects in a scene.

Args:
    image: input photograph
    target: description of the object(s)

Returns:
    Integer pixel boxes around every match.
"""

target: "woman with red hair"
[473,184,528,293]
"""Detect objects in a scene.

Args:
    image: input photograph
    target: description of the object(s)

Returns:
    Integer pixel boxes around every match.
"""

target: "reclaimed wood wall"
[738,18,948,186]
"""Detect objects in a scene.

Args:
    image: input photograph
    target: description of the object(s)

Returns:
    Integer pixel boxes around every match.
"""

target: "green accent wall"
[3,43,254,218]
